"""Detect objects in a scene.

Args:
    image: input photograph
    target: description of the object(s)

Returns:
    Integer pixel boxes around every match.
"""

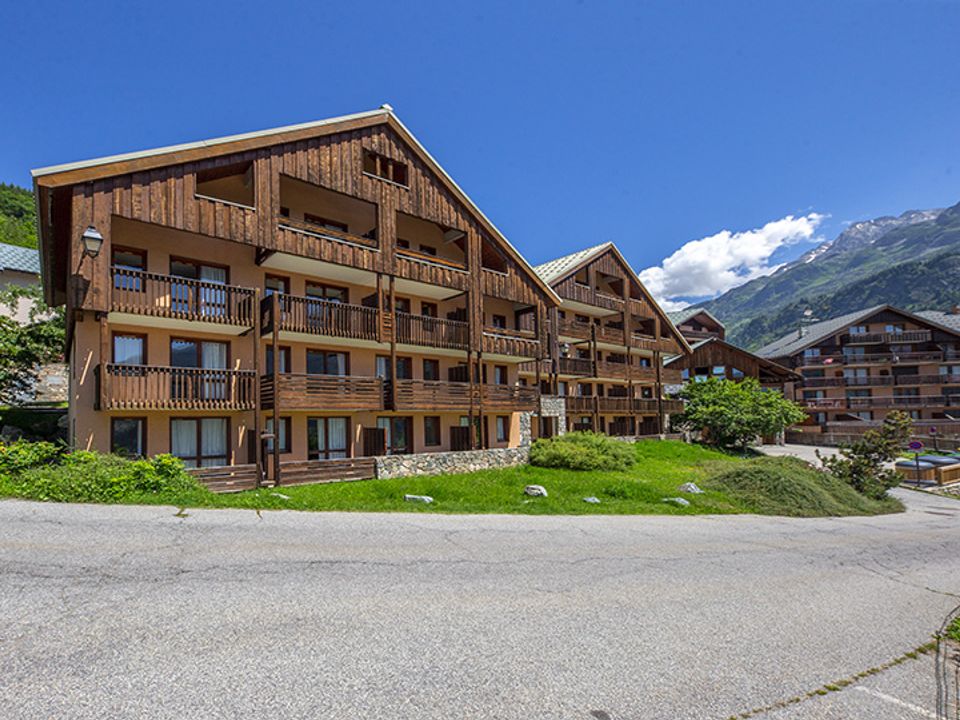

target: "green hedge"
[529,432,635,471]
[0,440,208,504]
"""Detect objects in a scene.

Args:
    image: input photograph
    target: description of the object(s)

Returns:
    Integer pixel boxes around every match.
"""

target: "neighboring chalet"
[756,305,960,428]
[665,307,798,390]
[0,241,43,323]
[33,107,561,485]
[520,243,689,437]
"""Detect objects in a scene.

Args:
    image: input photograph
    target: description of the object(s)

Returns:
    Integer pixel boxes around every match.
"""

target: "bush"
[0,445,207,503]
[705,456,902,517]
[529,432,635,471]
[818,411,912,499]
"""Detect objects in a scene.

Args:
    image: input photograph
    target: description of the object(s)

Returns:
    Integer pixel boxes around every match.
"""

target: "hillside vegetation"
[0,183,37,249]
[700,202,960,348]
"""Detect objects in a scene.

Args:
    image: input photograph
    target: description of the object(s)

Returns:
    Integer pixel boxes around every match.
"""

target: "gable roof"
[916,309,960,333]
[0,243,40,275]
[534,242,691,353]
[754,304,960,359]
[666,306,725,329]
[533,243,611,284]
[665,336,799,380]
[32,106,560,306]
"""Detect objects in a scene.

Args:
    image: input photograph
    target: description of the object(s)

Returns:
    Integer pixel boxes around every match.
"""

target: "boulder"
[663,497,690,507]
[404,494,434,504]
[270,492,292,500]
[678,482,704,494]
[583,496,601,504]
[524,485,548,497]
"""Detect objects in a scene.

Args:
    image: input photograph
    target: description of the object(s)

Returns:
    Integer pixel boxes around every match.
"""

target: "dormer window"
[363,150,408,186]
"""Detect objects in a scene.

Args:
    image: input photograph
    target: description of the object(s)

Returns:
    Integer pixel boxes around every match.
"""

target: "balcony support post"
[376,273,384,343]
[271,292,281,486]
[655,350,664,435]
[253,288,263,488]
[389,275,397,410]
[477,351,485,449]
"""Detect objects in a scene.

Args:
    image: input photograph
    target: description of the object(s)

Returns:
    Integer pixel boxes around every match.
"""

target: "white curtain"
[199,265,227,318]
[114,336,144,365]
[171,420,197,467]
[328,418,347,458]
[200,418,228,467]
[201,342,228,400]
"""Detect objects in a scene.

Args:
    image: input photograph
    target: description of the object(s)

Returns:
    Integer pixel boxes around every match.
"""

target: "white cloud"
[639,213,825,306]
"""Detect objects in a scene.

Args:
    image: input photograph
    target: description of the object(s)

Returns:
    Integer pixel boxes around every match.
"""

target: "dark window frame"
[111,417,146,457]
[424,416,441,446]
[169,416,231,468]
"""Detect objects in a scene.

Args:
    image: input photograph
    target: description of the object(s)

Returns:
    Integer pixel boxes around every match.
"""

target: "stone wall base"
[375,446,530,480]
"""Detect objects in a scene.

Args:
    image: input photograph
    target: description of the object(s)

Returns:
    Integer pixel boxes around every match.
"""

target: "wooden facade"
[35,108,561,485]
[665,337,798,389]
[523,243,690,437]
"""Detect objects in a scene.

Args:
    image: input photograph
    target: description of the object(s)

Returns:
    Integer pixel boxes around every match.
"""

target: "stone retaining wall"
[375,447,529,480]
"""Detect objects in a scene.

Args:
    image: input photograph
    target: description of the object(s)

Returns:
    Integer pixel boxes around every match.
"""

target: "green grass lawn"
[96,440,901,517]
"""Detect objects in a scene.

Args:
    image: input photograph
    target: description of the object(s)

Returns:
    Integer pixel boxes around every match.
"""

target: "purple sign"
[908,440,924,451]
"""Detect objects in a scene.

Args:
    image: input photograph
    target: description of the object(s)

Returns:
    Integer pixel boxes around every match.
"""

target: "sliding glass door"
[307,417,349,460]
[171,418,228,468]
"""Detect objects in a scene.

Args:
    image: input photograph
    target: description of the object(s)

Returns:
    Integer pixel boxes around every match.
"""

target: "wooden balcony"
[798,351,945,367]
[564,396,667,414]
[801,395,960,410]
[845,329,932,344]
[662,399,685,414]
[111,268,257,327]
[267,295,379,341]
[482,327,539,358]
[99,364,256,411]
[596,325,625,345]
[391,379,538,412]
[277,216,378,249]
[395,311,468,351]
[396,249,471,292]
[261,374,384,411]
[557,357,593,376]
[556,317,593,341]
[595,359,630,379]
[661,368,683,384]
[557,283,623,311]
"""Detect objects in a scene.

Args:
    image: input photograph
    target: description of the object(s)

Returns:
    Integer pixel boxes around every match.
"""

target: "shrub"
[0,439,63,475]
[705,456,902,517]
[529,432,635,471]
[0,448,207,503]
[818,411,912,499]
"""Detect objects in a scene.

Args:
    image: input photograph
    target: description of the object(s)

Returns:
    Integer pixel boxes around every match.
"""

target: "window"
[304,213,348,233]
[363,150,408,186]
[265,417,291,454]
[376,356,412,379]
[111,418,145,457]
[804,348,821,358]
[307,417,349,459]
[494,365,508,385]
[419,244,437,256]
[307,350,347,375]
[492,314,507,329]
[171,339,229,402]
[423,359,440,381]
[885,324,905,334]
[421,302,438,318]
[850,325,868,334]
[557,381,568,396]
[170,258,228,318]
[113,334,145,365]
[394,297,411,313]
[305,282,348,304]
[265,275,289,296]
[424,416,441,446]
[496,416,509,443]
[397,238,411,249]
[731,367,745,379]
[577,383,592,396]
[712,366,725,376]
[265,345,291,375]
[279,206,290,218]
[171,418,229,468]
[112,247,146,291]
[377,416,413,454]
[575,314,590,323]
[170,339,228,369]
[195,161,254,207]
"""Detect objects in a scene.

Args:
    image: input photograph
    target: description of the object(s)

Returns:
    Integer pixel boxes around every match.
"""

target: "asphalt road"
[1,490,958,720]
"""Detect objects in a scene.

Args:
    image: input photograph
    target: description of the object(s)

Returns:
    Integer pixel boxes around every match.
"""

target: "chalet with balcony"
[33,107,559,485]
[521,243,689,437]
[756,305,960,428]
[664,309,797,390]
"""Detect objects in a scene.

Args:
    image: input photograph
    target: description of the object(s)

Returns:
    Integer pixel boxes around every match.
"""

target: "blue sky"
[3,1,959,307]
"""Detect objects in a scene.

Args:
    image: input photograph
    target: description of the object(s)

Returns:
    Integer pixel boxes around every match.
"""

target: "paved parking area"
[1,491,958,719]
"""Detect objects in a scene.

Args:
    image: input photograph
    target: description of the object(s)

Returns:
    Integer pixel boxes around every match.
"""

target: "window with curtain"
[265,417,291,454]
[307,350,347,375]
[265,346,290,375]
[170,339,228,401]
[494,365,508,385]
[111,418,145,456]
[170,418,228,468]
[423,359,440,381]
[113,334,145,365]
[496,416,508,443]
[170,259,228,317]
[112,247,146,292]
[377,417,412,454]
[424,417,440,446]
[308,417,349,459]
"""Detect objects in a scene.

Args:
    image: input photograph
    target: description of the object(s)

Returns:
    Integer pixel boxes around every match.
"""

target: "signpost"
[909,440,924,484]
[929,426,939,452]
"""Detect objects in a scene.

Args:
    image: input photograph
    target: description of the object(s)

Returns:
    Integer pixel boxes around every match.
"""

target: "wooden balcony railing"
[845,329,932,344]
[111,268,257,327]
[99,364,256,411]
[277,217,378,249]
[392,379,476,411]
[395,247,467,271]
[801,395,960,410]
[482,328,540,358]
[261,374,385,411]
[595,359,630,378]
[557,317,593,340]
[395,311,469,350]
[798,351,945,367]
[564,396,669,415]
[557,357,593,376]
[268,295,379,340]
[481,384,539,411]
[661,368,683,384]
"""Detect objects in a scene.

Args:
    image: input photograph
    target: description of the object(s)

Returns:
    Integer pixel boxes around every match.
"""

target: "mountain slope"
[700,201,960,348]
[0,183,37,249]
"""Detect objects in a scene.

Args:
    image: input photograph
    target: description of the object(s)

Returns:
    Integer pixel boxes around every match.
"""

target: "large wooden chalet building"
[32,107,688,483]
[756,305,960,428]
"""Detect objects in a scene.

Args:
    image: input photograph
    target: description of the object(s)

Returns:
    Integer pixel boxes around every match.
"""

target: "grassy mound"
[703,456,903,517]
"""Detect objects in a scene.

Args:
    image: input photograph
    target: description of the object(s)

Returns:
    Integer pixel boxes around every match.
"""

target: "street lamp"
[81,226,104,258]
